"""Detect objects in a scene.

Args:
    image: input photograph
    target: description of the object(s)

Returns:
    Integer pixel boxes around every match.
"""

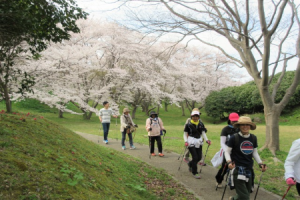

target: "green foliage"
[0,0,88,54]
[0,0,88,111]
[205,71,300,118]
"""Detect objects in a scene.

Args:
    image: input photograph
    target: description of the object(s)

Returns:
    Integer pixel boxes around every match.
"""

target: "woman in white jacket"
[284,138,300,198]
[120,108,138,150]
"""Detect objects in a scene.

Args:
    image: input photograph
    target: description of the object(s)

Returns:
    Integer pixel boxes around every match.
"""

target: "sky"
[74,0,298,83]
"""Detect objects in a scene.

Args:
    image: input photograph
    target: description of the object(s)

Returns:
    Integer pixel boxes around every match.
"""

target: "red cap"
[229,113,239,121]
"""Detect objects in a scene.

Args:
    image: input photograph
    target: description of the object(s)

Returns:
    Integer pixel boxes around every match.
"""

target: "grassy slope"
[0,111,196,200]
[1,100,300,199]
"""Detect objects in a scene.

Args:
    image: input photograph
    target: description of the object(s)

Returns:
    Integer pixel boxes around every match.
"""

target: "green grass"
[0,112,197,200]
[1,99,300,199]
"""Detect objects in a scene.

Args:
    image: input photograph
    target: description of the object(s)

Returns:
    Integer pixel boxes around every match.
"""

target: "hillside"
[0,112,196,200]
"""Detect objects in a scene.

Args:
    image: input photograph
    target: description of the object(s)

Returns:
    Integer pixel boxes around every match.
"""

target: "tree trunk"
[131,106,137,119]
[86,111,93,120]
[260,105,281,155]
[157,104,160,114]
[58,110,64,118]
[3,84,11,113]
[164,102,168,111]
[181,102,185,116]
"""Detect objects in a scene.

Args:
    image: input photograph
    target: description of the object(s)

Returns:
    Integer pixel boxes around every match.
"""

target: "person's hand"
[286,178,296,186]
[126,125,130,129]
[163,129,166,134]
[148,128,152,131]
[259,163,267,172]
[227,161,235,170]
[206,140,211,145]
[185,142,188,147]
[134,124,138,128]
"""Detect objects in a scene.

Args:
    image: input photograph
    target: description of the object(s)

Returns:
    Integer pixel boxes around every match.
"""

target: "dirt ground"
[76,132,283,200]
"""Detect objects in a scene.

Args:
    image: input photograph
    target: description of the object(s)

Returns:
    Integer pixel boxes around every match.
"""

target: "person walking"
[225,116,266,200]
[284,138,300,199]
[120,108,138,150]
[98,101,118,144]
[183,108,207,166]
[215,112,240,188]
[184,110,211,179]
[146,111,166,157]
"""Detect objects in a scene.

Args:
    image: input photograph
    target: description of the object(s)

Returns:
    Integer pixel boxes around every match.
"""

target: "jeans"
[297,182,300,196]
[121,130,133,146]
[188,146,202,175]
[102,123,110,141]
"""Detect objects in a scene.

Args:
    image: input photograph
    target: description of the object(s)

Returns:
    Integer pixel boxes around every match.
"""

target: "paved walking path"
[76,132,282,200]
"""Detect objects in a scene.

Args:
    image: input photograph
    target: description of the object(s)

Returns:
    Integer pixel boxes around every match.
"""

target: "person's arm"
[253,148,262,164]
[120,115,127,128]
[112,109,118,118]
[145,118,151,131]
[183,132,188,142]
[284,140,300,180]
[159,118,165,130]
[99,110,102,122]
[220,136,227,150]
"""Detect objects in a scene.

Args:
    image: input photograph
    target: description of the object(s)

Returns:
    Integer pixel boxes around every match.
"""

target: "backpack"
[149,118,163,135]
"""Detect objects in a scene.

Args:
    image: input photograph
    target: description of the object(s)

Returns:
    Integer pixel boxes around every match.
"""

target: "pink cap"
[229,113,239,121]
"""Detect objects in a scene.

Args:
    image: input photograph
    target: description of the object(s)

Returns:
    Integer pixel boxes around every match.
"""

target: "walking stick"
[178,146,188,171]
[149,136,152,159]
[216,163,227,191]
[282,185,292,200]
[178,145,187,160]
[254,164,266,200]
[199,144,210,174]
[221,169,230,200]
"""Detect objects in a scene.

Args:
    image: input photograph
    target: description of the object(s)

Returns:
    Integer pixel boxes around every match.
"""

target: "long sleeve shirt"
[284,138,300,182]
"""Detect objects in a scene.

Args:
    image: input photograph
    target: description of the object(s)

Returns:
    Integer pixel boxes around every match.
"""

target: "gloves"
[148,128,152,131]
[185,142,188,147]
[134,124,138,128]
[286,178,296,186]
[259,163,266,168]
[163,129,166,134]
[206,140,211,145]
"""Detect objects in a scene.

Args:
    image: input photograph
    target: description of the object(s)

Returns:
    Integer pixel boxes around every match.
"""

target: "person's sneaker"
[105,140,108,144]
[216,182,222,188]
[228,196,234,200]
[183,157,190,163]
[130,145,136,150]
[103,140,106,143]
[151,153,156,156]
[193,173,201,179]
[122,146,126,150]
[158,153,164,157]
[199,162,206,166]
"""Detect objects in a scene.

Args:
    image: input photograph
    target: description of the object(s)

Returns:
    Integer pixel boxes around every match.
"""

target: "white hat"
[191,111,200,116]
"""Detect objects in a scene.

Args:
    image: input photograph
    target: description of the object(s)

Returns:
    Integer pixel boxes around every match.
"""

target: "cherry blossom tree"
[109,0,300,154]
